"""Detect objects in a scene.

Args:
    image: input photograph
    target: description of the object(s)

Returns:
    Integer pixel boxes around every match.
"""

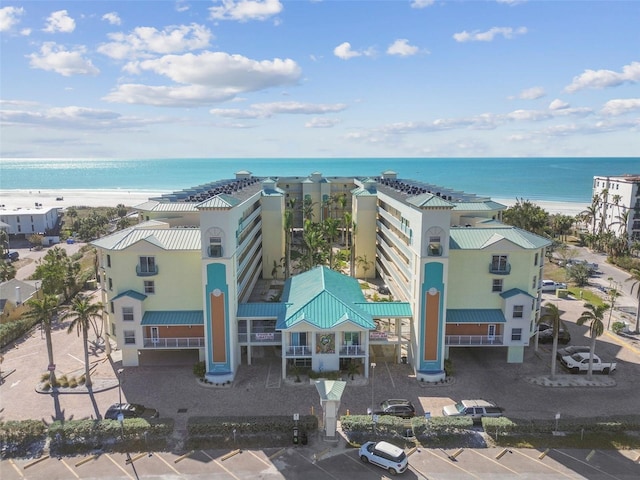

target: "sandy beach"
[0,189,589,216]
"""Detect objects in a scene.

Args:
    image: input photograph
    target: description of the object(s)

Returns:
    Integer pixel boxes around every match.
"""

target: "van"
[442,399,503,422]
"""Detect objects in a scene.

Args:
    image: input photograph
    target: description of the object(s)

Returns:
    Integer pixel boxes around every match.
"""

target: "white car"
[359,441,408,475]
[442,399,503,422]
[541,279,567,292]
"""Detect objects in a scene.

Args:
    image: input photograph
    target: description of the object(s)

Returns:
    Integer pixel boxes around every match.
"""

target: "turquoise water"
[1,157,638,203]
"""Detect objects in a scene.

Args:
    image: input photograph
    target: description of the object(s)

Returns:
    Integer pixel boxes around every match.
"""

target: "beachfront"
[0,188,589,216]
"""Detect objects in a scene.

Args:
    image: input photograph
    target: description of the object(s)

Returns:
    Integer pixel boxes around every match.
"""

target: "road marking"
[383,362,396,388]
[154,452,182,474]
[513,449,575,478]
[554,449,622,479]
[605,330,640,355]
[8,459,24,478]
[201,450,241,479]
[428,449,480,478]
[11,380,21,388]
[60,458,80,478]
[105,453,135,479]
[296,448,342,479]
[249,449,274,467]
[470,449,521,475]
[67,353,85,365]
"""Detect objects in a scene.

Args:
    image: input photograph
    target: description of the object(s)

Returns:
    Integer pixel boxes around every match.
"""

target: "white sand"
[0,189,589,216]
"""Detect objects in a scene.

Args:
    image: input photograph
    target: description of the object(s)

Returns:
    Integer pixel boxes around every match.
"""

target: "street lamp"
[116,368,132,466]
[117,368,124,405]
[370,362,376,413]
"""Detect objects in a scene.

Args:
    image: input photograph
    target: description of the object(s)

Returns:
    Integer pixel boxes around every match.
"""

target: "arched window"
[425,226,446,257]
[206,227,225,258]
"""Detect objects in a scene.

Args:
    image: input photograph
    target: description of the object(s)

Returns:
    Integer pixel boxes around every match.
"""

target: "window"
[108,278,113,290]
[110,301,114,313]
[124,330,136,345]
[428,236,442,256]
[107,254,111,268]
[144,280,155,294]
[534,253,539,266]
[511,328,522,341]
[492,279,503,292]
[344,332,360,345]
[491,255,509,273]
[209,236,223,257]
[532,276,537,289]
[513,305,524,318]
[111,323,116,336]
[290,332,308,346]
[122,307,134,322]
[139,256,156,274]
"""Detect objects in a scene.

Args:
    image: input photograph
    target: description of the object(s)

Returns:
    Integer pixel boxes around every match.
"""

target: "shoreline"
[0,189,589,216]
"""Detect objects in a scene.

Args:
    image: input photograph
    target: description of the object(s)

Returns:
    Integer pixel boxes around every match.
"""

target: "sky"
[0,0,639,159]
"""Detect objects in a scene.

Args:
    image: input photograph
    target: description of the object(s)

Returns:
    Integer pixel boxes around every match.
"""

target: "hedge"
[0,420,47,458]
[0,317,40,348]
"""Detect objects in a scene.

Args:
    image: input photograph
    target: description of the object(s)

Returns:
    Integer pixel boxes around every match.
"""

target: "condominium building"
[93,170,551,383]
[592,174,640,242]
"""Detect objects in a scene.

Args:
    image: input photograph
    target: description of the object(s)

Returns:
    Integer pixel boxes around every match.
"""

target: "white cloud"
[453,26,527,42]
[104,84,237,107]
[600,98,640,116]
[411,0,435,8]
[0,6,24,32]
[176,1,190,13]
[565,61,640,93]
[518,86,545,100]
[28,42,99,77]
[102,12,122,26]
[211,101,347,118]
[334,42,360,60]
[387,39,419,57]
[549,99,569,110]
[209,0,283,22]
[305,117,340,128]
[43,10,76,33]
[496,0,526,5]
[98,24,213,60]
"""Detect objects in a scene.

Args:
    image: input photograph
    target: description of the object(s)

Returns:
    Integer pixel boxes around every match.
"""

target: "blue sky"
[1,0,639,159]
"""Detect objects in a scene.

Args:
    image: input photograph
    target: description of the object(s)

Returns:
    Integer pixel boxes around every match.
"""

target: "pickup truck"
[561,352,617,374]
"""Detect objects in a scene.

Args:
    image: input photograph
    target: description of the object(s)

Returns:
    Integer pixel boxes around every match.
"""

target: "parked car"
[104,403,159,420]
[541,279,567,292]
[560,352,617,374]
[378,284,390,295]
[538,328,571,344]
[556,345,591,360]
[2,251,19,262]
[374,399,416,418]
[442,399,503,422]
[359,440,408,475]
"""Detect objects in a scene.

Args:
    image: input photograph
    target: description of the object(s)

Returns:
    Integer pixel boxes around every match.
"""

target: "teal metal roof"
[500,288,534,299]
[446,309,506,323]
[315,380,347,401]
[112,290,147,302]
[134,200,199,212]
[92,227,201,251]
[196,194,240,209]
[452,201,507,211]
[237,302,287,318]
[407,193,454,208]
[141,310,204,325]
[277,266,375,330]
[356,302,413,317]
[449,227,551,250]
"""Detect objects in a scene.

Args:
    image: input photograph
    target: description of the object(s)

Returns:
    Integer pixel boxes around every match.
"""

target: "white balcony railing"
[285,345,312,357]
[445,335,503,346]
[143,337,205,348]
[339,344,365,356]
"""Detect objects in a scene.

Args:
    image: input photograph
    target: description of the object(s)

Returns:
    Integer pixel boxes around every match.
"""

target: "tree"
[502,198,549,235]
[28,234,44,248]
[625,268,640,334]
[323,217,340,269]
[356,254,373,281]
[538,303,565,380]
[24,294,59,385]
[59,295,103,388]
[283,209,293,279]
[576,303,608,380]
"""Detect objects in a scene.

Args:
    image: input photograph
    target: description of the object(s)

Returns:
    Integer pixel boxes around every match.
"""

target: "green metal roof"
[446,309,506,323]
[277,266,375,330]
[197,194,241,209]
[500,288,534,299]
[141,310,204,325]
[92,227,201,251]
[315,380,347,401]
[111,290,147,302]
[134,200,199,212]
[237,302,287,318]
[356,302,413,317]
[452,201,507,211]
[449,227,551,250]
[407,193,454,208]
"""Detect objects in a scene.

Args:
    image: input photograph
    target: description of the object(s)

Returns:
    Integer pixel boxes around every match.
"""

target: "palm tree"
[24,294,59,385]
[625,268,640,334]
[576,303,608,380]
[283,209,293,279]
[323,217,340,269]
[538,303,564,380]
[59,295,103,388]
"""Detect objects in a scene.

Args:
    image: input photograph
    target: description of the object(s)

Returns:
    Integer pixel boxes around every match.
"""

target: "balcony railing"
[136,265,159,276]
[143,337,204,348]
[285,345,312,357]
[428,244,443,256]
[445,335,504,346]
[488,263,511,275]
[339,344,365,356]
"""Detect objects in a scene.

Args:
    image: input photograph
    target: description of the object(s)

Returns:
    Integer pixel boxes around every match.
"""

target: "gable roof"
[92,227,201,251]
[112,290,147,302]
[277,266,375,330]
[449,227,551,250]
[407,192,454,208]
[500,288,535,299]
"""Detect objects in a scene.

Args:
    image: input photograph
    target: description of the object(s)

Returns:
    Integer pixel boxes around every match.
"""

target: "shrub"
[193,361,206,378]
[611,321,626,334]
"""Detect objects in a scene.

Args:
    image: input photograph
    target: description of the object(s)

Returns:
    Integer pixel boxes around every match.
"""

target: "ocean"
[0,157,638,204]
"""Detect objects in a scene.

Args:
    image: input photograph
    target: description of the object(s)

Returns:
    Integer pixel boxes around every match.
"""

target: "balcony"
[285,345,312,357]
[143,337,204,348]
[339,344,365,356]
[428,244,443,257]
[445,335,504,346]
[488,263,511,275]
[136,265,158,277]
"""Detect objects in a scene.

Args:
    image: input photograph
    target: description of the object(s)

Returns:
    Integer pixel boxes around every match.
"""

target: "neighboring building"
[0,206,61,244]
[592,174,640,242]
[93,170,551,383]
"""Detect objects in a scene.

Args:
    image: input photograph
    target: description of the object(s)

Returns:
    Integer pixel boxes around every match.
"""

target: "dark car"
[556,345,590,360]
[538,328,571,344]
[374,399,416,418]
[104,403,159,421]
